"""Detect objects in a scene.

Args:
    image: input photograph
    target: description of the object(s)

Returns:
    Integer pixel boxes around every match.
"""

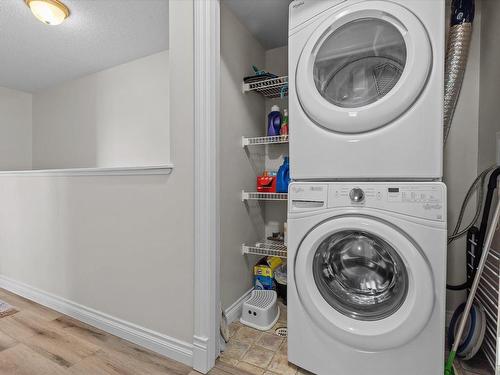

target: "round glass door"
[293,215,434,351]
[295,2,432,133]
[312,230,408,321]
[313,18,407,108]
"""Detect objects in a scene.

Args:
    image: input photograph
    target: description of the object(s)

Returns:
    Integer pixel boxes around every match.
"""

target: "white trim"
[224,289,253,325]
[193,0,220,373]
[0,275,193,366]
[0,165,174,177]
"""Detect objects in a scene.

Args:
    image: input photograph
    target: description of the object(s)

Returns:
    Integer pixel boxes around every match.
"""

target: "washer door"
[296,1,432,133]
[294,215,434,351]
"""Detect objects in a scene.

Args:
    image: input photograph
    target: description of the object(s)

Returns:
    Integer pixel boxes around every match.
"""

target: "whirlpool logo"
[292,1,305,9]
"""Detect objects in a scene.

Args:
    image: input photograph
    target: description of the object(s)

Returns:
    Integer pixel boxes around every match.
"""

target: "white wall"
[479,35,500,364]
[0,172,192,341]
[32,50,170,169]
[478,0,500,172]
[445,0,500,316]
[0,87,32,170]
[444,1,482,313]
[0,0,194,356]
[479,7,500,350]
[220,3,266,310]
[264,45,288,170]
[264,46,289,240]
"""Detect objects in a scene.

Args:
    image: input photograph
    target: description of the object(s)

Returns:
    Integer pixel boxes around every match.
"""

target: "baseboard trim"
[0,275,193,367]
[224,289,253,325]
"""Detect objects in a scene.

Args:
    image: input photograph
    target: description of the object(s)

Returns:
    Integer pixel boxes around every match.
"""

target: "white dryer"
[287,182,447,375]
[289,0,445,180]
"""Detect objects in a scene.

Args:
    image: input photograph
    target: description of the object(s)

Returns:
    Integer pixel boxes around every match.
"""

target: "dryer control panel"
[289,182,446,222]
[289,0,346,32]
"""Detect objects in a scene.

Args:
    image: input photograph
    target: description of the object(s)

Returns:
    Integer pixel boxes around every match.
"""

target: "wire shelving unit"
[242,135,288,147]
[242,191,288,202]
[242,241,287,258]
[242,76,288,98]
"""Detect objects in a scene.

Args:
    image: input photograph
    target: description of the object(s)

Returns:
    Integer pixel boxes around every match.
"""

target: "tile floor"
[223,301,496,375]
[456,352,495,375]
[221,301,312,375]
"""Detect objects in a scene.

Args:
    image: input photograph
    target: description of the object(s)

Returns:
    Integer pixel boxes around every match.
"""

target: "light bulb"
[25,0,70,26]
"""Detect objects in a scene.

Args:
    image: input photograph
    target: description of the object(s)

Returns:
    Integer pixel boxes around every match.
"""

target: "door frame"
[193,0,221,373]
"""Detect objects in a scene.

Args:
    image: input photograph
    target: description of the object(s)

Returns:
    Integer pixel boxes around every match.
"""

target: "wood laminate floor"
[0,288,256,375]
[0,287,492,375]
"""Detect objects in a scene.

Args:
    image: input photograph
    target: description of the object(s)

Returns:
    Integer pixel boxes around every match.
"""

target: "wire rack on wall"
[242,135,289,147]
[242,241,287,258]
[242,191,288,201]
[242,76,288,98]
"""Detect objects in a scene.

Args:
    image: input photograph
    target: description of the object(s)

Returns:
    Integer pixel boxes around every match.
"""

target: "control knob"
[349,188,365,203]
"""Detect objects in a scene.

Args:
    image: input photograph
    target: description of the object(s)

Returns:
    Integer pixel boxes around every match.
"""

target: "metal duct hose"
[443,0,475,144]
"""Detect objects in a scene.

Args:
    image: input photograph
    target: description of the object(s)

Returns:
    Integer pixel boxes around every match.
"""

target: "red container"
[257,173,276,193]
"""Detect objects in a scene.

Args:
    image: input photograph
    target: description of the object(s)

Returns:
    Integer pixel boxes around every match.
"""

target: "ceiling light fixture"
[25,0,70,26]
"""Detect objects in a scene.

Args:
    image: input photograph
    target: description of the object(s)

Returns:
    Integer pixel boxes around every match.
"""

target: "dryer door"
[294,215,434,351]
[296,1,432,133]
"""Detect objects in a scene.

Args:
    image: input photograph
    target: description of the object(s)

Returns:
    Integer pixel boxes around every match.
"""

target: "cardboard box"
[253,256,283,290]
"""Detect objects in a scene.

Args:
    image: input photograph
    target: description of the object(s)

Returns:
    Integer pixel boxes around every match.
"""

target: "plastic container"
[280,109,289,135]
[276,157,290,193]
[267,105,282,136]
[284,222,288,246]
[257,171,276,193]
[254,256,282,290]
[274,263,287,305]
[240,290,279,331]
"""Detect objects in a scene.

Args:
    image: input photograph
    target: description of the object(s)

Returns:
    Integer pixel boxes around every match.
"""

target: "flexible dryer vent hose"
[443,0,475,144]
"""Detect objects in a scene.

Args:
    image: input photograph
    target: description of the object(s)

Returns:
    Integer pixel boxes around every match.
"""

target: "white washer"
[289,0,445,180]
[287,182,447,375]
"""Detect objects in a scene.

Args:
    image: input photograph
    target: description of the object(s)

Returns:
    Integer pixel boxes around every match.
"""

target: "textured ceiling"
[0,0,169,92]
[223,0,291,50]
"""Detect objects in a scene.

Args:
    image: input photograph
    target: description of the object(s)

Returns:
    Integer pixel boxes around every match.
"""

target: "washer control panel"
[330,184,445,221]
[289,183,446,221]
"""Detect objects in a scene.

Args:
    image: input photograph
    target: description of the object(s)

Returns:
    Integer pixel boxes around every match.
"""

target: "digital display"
[388,188,400,193]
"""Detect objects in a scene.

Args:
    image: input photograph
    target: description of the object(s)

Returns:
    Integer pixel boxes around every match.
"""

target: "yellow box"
[253,256,283,290]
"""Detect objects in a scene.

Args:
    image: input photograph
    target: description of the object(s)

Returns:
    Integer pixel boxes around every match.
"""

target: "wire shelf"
[242,76,288,98]
[242,135,289,147]
[242,191,288,201]
[242,241,287,258]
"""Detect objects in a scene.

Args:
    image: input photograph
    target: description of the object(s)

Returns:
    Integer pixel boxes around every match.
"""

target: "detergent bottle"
[280,109,289,136]
[276,157,290,193]
[267,105,282,136]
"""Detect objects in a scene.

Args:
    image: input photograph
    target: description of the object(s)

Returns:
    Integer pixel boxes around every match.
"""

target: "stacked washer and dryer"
[287,1,447,374]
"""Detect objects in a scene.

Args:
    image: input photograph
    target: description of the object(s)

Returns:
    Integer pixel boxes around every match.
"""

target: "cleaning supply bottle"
[280,109,289,136]
[267,105,282,136]
[276,157,290,193]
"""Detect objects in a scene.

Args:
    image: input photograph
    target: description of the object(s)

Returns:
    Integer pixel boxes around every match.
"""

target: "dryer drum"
[313,17,407,109]
[316,57,404,108]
